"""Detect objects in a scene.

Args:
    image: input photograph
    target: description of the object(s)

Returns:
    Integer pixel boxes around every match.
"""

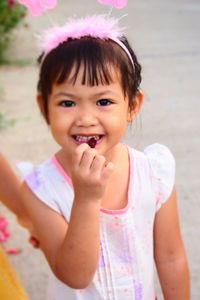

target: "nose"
[75,108,98,127]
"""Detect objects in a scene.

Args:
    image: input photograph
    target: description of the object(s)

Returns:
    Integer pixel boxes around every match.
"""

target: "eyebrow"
[52,92,75,100]
[52,90,119,100]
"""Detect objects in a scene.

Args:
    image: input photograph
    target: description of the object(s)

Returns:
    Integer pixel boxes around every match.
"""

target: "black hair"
[37,36,142,122]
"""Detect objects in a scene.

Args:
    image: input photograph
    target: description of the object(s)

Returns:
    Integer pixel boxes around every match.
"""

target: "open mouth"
[73,135,102,142]
[72,135,103,147]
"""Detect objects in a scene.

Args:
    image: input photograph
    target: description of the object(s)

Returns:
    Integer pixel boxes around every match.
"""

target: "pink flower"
[17,0,57,16]
[97,0,128,9]
[7,0,16,7]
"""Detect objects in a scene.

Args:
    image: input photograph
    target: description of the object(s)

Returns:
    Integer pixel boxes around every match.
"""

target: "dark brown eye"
[59,100,75,107]
[97,99,112,106]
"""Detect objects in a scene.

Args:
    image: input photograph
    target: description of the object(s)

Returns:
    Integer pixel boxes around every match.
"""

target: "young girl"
[21,15,190,299]
[0,153,29,299]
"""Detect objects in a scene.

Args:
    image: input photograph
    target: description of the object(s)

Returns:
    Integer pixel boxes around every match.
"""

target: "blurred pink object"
[17,0,57,16]
[6,248,21,254]
[97,0,128,9]
[6,0,16,7]
[0,216,10,243]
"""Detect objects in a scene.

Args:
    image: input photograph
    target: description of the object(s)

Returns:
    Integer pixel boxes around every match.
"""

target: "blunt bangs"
[37,36,141,121]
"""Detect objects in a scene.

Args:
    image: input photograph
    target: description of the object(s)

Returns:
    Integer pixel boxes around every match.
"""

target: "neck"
[104,143,128,165]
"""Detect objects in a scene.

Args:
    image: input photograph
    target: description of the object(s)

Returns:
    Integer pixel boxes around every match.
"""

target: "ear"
[127,90,144,122]
[36,93,48,123]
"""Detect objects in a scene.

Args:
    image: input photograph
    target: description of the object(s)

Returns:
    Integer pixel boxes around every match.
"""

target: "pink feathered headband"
[40,15,134,66]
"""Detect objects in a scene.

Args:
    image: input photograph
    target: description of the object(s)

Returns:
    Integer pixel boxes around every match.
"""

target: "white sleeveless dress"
[21,144,175,300]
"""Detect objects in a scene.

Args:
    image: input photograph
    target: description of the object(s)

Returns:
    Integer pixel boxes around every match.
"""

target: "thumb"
[101,162,114,180]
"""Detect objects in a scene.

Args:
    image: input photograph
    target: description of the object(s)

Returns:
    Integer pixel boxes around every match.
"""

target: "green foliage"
[0,112,16,130]
[0,0,26,64]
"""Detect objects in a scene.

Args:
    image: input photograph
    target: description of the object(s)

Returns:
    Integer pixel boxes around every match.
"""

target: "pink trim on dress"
[100,146,134,215]
[51,156,73,187]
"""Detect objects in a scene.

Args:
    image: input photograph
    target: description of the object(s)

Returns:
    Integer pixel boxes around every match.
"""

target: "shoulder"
[19,157,57,206]
[129,143,175,171]
[18,157,55,191]
[144,143,175,166]
[129,143,175,172]
[18,156,73,219]
[19,155,72,190]
[27,157,56,186]
[129,143,176,210]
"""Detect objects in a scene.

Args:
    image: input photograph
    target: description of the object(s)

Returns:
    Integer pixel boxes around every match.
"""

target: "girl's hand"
[17,214,40,248]
[70,143,113,202]
[29,236,40,248]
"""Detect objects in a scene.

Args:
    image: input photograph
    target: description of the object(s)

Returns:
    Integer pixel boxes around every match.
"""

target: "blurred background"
[0,0,199,299]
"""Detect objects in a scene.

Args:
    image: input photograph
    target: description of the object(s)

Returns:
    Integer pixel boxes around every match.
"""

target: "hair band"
[39,15,134,68]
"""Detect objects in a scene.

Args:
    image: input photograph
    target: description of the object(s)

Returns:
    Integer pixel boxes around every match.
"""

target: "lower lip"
[72,136,103,146]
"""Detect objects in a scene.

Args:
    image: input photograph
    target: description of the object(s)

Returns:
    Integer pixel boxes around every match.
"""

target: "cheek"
[50,118,67,133]
[48,106,67,125]
[107,114,128,136]
[113,109,130,125]
[49,121,68,148]
[48,112,66,135]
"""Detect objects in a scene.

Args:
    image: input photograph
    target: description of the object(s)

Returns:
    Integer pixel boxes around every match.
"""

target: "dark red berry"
[88,138,96,148]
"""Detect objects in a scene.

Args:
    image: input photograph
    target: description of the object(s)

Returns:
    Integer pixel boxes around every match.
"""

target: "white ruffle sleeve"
[17,159,73,220]
[144,143,176,211]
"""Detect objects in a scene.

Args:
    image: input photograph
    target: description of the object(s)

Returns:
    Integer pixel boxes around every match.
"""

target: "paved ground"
[0,0,200,299]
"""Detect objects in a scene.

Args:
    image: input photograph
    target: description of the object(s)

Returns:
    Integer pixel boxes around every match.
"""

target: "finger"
[101,162,114,181]
[29,236,40,248]
[72,143,90,166]
[90,154,106,174]
[79,148,98,169]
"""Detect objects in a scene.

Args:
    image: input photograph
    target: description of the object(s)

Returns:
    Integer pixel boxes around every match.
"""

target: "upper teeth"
[75,135,100,142]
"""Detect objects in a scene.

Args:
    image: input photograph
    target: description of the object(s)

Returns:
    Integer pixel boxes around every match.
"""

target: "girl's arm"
[0,153,37,244]
[154,187,190,300]
[0,153,24,216]
[21,144,113,289]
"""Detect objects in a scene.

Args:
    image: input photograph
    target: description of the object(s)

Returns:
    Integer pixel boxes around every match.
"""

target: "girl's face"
[38,65,143,161]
